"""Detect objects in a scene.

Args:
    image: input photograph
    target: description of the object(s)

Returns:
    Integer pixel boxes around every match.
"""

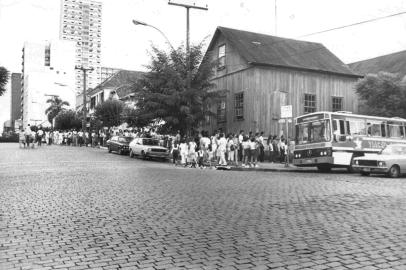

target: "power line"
[300,10,406,37]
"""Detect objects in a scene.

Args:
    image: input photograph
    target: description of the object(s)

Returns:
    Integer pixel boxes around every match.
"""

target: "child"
[171,141,180,166]
[179,140,188,166]
[197,148,204,168]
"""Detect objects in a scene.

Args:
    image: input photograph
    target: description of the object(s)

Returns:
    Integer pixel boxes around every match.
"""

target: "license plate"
[306,159,313,163]
[362,168,371,172]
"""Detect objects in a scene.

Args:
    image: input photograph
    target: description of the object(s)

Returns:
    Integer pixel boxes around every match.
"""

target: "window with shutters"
[218,44,225,69]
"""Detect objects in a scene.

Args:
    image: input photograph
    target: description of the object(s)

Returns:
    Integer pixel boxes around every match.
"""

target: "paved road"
[1,143,406,270]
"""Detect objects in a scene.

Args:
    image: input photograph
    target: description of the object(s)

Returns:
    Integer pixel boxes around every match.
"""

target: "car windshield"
[380,145,406,155]
[118,137,132,143]
[142,139,159,146]
[295,120,331,145]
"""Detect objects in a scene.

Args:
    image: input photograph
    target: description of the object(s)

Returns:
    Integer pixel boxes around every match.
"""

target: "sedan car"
[352,144,406,178]
[106,136,133,155]
[129,137,169,160]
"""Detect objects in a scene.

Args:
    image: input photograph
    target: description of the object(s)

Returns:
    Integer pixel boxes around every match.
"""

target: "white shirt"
[238,134,243,143]
[218,137,227,150]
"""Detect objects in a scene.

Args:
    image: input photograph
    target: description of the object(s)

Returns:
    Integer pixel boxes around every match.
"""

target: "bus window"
[346,121,350,135]
[388,124,402,138]
[401,125,405,138]
[370,123,381,137]
[381,123,386,137]
[349,120,366,135]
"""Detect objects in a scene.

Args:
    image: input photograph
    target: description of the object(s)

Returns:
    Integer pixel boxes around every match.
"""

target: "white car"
[129,137,169,160]
[353,144,406,178]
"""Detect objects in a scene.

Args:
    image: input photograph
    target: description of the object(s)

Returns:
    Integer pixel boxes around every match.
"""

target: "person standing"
[227,134,235,165]
[258,132,265,162]
[37,128,43,147]
[218,133,228,166]
[267,135,274,163]
[19,128,26,148]
[238,130,244,163]
[24,124,32,148]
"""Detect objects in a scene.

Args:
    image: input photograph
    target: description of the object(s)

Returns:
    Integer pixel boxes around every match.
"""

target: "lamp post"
[132,19,175,51]
[75,65,94,142]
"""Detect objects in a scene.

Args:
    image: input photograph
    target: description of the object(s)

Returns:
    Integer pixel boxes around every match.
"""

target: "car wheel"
[141,151,147,160]
[360,171,370,176]
[317,164,331,173]
[387,165,400,178]
[108,146,112,153]
[129,149,134,158]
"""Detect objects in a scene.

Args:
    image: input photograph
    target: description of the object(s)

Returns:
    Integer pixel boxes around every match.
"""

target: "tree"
[133,43,220,135]
[94,100,124,128]
[54,110,82,130]
[45,96,70,126]
[355,72,406,118]
[0,66,9,96]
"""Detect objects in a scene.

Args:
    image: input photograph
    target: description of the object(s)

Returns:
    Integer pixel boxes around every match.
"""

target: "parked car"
[129,137,169,160]
[352,144,406,178]
[106,136,133,155]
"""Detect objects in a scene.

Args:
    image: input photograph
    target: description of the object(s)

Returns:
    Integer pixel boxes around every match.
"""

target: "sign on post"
[281,105,292,119]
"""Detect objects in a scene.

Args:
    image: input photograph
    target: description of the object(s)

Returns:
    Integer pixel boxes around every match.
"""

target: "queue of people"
[18,125,292,169]
[169,130,292,169]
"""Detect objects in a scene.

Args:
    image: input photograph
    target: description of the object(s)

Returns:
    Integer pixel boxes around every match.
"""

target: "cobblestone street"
[1,143,406,270]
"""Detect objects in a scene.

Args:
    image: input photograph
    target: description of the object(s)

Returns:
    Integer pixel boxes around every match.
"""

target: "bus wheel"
[317,164,331,173]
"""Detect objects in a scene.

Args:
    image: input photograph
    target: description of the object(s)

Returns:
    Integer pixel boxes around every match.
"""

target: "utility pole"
[168,1,208,90]
[75,65,94,142]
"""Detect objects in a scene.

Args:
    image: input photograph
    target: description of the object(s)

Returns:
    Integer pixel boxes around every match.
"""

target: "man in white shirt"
[24,124,32,148]
[218,133,228,165]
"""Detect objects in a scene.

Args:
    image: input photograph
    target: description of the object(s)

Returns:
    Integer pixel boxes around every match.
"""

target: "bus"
[293,111,406,172]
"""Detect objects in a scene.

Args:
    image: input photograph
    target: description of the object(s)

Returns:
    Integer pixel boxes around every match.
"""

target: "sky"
[1,0,406,132]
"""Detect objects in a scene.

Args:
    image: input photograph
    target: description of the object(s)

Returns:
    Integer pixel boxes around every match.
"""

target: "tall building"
[10,73,22,130]
[59,0,102,109]
[21,40,76,128]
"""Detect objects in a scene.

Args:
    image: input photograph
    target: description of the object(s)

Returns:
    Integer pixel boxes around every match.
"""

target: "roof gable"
[88,70,145,96]
[208,26,359,77]
[348,50,406,77]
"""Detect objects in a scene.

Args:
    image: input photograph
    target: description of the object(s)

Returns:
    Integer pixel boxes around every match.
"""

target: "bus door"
[332,117,353,165]
[332,118,347,142]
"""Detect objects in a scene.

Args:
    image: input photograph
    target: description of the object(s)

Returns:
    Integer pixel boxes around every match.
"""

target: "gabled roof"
[348,50,406,77]
[208,26,360,77]
[88,70,145,96]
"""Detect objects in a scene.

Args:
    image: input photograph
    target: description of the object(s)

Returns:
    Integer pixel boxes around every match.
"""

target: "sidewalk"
[227,162,317,172]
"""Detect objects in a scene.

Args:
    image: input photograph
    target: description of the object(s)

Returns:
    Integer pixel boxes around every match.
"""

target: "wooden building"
[201,27,362,137]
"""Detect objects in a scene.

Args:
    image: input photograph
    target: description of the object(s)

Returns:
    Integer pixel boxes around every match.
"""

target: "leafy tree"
[133,43,220,135]
[54,110,81,130]
[0,66,9,96]
[94,100,124,128]
[45,96,70,127]
[356,72,406,118]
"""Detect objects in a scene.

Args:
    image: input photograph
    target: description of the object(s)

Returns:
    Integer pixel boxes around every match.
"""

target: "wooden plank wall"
[201,66,360,138]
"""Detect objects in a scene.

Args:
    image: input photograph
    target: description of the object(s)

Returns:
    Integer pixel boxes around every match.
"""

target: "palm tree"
[45,96,70,127]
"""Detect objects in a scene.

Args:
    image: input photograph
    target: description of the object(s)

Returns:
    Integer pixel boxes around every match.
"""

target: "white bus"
[293,111,406,172]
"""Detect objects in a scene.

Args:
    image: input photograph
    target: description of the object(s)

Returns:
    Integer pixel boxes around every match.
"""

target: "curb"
[228,167,316,173]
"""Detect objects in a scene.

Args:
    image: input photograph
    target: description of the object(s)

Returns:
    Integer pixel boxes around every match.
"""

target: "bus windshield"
[296,120,331,145]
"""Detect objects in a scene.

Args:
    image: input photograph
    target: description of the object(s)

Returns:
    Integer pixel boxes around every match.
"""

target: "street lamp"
[132,19,175,51]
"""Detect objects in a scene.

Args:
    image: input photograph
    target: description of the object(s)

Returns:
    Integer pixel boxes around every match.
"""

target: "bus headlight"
[320,152,324,156]
[378,161,386,167]
[354,160,359,165]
